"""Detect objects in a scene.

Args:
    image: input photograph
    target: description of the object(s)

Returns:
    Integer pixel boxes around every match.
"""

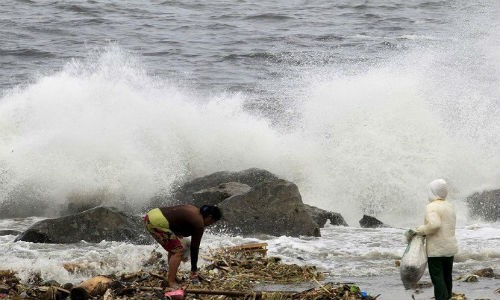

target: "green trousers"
[428,256,454,300]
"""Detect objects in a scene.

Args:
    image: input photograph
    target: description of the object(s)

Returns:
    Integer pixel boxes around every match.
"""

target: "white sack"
[400,235,427,289]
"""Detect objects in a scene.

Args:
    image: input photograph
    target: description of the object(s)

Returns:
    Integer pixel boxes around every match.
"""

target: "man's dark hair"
[200,205,222,221]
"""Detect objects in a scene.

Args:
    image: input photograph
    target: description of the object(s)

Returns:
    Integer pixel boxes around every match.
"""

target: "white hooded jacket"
[416,179,458,257]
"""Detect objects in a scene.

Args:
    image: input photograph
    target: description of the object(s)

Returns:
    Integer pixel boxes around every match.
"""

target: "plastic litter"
[400,235,427,289]
[164,288,185,300]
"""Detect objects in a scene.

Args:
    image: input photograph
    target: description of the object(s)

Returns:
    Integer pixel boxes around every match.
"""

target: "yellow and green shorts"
[144,208,183,253]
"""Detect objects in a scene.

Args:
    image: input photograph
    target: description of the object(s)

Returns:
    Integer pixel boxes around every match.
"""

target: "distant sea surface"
[1,1,499,299]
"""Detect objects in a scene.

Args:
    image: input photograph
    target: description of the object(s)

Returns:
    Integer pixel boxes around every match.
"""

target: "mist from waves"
[1,20,500,227]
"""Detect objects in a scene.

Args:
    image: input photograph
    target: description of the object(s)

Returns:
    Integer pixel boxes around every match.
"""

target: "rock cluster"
[15,168,354,243]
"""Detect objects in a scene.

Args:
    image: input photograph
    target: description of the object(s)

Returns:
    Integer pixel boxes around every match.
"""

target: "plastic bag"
[164,288,185,300]
[400,235,427,289]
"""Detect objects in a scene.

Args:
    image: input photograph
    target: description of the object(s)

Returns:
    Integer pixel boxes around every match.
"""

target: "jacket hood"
[428,178,448,201]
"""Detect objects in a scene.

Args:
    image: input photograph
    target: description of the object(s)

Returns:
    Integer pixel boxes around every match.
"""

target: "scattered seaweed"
[0,243,488,299]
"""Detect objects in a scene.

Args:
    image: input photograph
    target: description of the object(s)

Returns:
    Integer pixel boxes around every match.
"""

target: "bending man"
[144,204,222,288]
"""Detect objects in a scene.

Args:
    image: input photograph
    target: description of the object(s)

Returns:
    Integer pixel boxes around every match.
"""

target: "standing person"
[144,204,222,288]
[409,179,458,300]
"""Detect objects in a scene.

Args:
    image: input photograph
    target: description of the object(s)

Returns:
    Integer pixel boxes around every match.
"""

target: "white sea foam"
[1,45,499,225]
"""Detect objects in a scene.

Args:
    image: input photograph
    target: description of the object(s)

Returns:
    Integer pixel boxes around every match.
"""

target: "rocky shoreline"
[2,168,499,300]
[6,168,500,244]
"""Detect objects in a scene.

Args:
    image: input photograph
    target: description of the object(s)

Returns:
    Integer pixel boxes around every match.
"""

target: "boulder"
[171,168,279,204]
[172,173,342,233]
[359,215,387,228]
[303,204,348,227]
[191,182,251,207]
[466,189,500,221]
[472,268,495,278]
[216,179,320,237]
[15,206,153,244]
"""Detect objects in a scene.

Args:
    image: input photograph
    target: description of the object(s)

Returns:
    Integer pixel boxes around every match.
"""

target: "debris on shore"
[3,241,494,300]
[0,242,449,300]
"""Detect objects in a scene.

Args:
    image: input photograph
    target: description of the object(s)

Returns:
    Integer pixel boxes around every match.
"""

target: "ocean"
[1,0,499,299]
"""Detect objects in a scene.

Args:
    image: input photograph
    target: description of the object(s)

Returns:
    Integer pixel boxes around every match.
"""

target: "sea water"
[1,1,499,299]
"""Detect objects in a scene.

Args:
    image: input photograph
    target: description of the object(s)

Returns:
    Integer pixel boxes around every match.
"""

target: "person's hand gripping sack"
[405,229,417,243]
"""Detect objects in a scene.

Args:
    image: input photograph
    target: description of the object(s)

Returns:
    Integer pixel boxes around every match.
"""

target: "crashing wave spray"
[0,47,297,217]
[294,7,500,226]
[1,7,499,226]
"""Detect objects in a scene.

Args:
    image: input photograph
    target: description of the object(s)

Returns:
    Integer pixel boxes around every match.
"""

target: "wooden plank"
[223,243,268,252]
[226,242,268,249]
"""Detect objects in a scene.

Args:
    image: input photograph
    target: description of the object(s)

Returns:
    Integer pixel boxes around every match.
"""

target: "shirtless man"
[144,204,222,288]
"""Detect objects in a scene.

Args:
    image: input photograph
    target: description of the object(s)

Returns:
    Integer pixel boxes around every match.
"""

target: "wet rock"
[216,179,321,237]
[191,182,251,207]
[148,168,322,237]
[303,204,348,227]
[165,168,279,204]
[180,177,342,231]
[466,189,500,221]
[15,206,153,244]
[472,267,495,278]
[359,215,387,228]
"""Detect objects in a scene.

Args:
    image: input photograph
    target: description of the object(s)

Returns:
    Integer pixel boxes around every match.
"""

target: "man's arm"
[189,226,204,273]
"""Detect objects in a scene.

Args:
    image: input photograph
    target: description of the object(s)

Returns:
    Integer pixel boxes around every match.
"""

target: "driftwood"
[71,275,114,300]
[222,243,268,256]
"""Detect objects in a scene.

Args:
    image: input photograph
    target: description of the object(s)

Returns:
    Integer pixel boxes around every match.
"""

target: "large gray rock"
[171,168,279,204]
[15,206,153,244]
[359,215,387,228]
[303,204,348,227]
[185,178,347,231]
[192,182,251,207]
[466,189,500,221]
[216,179,321,237]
